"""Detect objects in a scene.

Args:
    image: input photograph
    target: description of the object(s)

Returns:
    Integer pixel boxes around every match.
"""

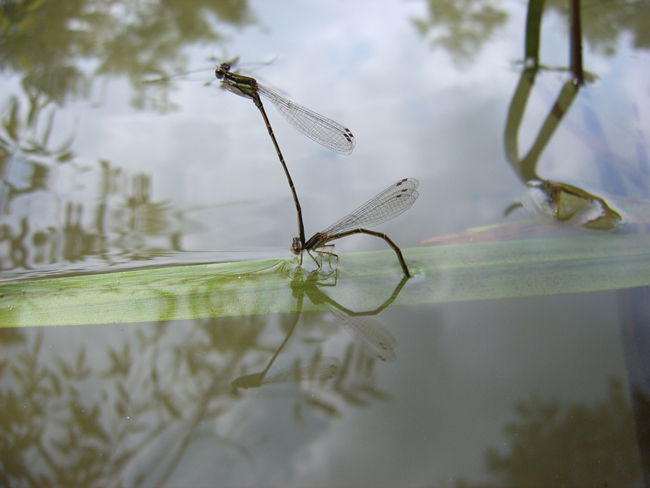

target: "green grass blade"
[1,234,649,327]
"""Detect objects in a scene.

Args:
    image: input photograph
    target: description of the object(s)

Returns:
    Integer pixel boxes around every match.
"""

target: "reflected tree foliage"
[0,94,194,276]
[411,0,508,64]
[546,0,650,55]
[0,91,75,214]
[485,379,642,487]
[412,0,650,65]
[0,0,254,110]
[0,320,259,487]
[0,277,394,486]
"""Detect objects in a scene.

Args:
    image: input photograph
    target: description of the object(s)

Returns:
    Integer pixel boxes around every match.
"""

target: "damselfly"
[215,62,355,155]
[291,178,419,278]
[215,61,356,246]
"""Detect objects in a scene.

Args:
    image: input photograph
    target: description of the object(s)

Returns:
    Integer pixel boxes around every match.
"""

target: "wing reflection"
[326,308,397,362]
[298,271,408,363]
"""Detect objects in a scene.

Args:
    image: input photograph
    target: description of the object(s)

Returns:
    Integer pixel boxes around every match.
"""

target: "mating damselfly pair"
[214,60,419,277]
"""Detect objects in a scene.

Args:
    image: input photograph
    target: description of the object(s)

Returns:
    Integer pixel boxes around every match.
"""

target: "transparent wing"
[257,84,356,155]
[320,178,419,237]
[328,307,397,362]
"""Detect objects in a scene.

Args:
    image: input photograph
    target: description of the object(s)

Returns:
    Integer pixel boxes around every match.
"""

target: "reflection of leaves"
[110,173,174,237]
[1,91,74,163]
[1,330,59,486]
[1,0,255,110]
[102,341,131,378]
[56,347,92,380]
[412,0,508,64]
[0,289,390,484]
[1,317,255,486]
[331,343,391,408]
[546,0,650,56]
[1,93,75,211]
[71,402,110,443]
[0,327,26,346]
[485,379,641,487]
[1,152,200,276]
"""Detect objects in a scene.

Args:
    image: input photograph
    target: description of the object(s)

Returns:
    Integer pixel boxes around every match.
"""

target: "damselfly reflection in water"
[231,357,340,393]
[231,269,406,394]
[326,306,397,362]
[292,178,419,278]
[298,271,409,363]
[229,269,340,395]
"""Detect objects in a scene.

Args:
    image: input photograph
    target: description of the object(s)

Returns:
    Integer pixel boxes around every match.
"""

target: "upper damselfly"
[215,61,355,155]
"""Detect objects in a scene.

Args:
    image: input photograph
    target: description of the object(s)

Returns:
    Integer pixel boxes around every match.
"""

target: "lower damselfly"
[291,178,419,278]
[215,61,356,246]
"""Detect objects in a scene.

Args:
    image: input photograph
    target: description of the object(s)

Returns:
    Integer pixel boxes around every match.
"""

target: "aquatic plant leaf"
[1,234,649,327]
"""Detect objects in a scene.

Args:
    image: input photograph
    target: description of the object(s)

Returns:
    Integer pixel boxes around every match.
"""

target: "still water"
[1,0,650,486]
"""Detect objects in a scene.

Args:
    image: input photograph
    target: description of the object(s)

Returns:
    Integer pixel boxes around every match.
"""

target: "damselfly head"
[214,62,231,79]
[290,237,302,255]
